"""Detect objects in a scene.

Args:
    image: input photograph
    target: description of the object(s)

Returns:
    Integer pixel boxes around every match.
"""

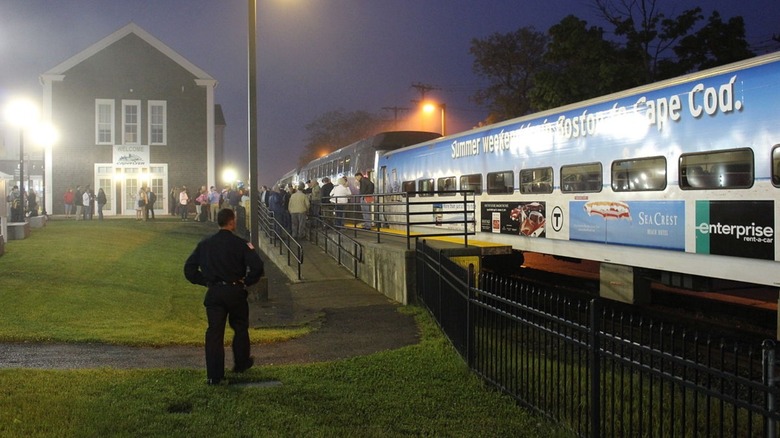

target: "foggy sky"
[1,0,778,186]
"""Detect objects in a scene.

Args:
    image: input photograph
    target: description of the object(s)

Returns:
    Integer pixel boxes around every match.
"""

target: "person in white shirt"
[329,177,352,227]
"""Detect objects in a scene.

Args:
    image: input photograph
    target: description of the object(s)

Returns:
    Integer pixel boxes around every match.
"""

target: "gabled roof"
[42,22,214,81]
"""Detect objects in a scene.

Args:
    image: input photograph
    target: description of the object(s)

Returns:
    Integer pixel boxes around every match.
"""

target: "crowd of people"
[259,172,374,239]
[6,177,369,230]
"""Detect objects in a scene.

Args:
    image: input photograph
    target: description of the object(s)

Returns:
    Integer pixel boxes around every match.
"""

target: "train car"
[276,131,440,191]
[377,51,780,295]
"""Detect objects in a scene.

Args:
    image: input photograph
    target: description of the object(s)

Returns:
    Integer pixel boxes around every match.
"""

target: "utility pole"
[411,82,437,101]
[381,106,410,129]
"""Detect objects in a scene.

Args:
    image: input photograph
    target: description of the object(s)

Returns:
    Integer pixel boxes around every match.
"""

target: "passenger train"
[279,51,780,293]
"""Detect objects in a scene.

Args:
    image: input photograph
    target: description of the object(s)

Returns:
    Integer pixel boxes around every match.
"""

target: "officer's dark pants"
[203,285,251,382]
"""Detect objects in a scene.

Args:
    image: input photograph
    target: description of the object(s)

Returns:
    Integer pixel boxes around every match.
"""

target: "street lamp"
[4,97,40,220]
[222,168,238,187]
[423,102,446,136]
[248,0,259,249]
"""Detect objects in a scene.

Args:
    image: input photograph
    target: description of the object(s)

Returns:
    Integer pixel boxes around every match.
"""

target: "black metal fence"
[415,239,780,437]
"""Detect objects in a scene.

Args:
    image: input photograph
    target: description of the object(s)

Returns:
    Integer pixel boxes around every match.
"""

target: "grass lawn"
[0,218,305,345]
[0,218,569,437]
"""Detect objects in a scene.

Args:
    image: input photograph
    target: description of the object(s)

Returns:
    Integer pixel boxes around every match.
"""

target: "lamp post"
[423,102,446,136]
[248,0,259,249]
[4,98,40,221]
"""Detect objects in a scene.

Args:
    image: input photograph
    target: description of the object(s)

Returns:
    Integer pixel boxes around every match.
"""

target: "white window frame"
[148,100,167,145]
[122,99,141,145]
[95,99,115,145]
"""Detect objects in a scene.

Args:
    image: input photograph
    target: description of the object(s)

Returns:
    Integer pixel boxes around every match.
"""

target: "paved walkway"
[0,235,420,370]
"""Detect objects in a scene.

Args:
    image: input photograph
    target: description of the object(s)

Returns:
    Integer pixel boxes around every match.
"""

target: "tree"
[470,27,548,121]
[530,15,630,110]
[659,11,754,77]
[593,0,703,83]
[298,109,389,168]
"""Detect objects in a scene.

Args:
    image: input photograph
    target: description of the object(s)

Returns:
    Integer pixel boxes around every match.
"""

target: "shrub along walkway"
[0,244,420,370]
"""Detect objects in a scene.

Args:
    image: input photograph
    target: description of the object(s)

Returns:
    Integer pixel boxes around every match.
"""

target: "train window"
[437,176,456,196]
[344,155,351,174]
[519,167,553,194]
[487,171,514,194]
[679,148,753,190]
[337,157,345,174]
[329,160,335,176]
[418,179,435,197]
[402,181,416,196]
[460,174,483,195]
[561,163,602,193]
[772,145,780,187]
[611,157,666,192]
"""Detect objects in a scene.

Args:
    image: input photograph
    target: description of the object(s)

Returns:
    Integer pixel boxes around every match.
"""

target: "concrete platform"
[259,226,497,305]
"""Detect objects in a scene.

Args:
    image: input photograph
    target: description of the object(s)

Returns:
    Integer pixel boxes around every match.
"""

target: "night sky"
[1,0,778,186]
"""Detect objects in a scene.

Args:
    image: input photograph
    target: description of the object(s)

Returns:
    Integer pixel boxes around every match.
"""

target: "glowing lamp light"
[222,168,238,186]
[421,101,446,136]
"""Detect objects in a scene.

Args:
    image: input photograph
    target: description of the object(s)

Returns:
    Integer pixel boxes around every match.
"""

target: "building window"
[95,99,114,145]
[122,100,141,145]
[148,101,167,145]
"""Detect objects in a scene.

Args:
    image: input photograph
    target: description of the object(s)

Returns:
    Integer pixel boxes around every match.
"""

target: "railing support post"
[467,263,474,367]
[589,299,601,438]
[764,340,777,437]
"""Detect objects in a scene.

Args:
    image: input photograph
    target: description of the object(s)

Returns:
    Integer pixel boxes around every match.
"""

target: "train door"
[378,166,387,194]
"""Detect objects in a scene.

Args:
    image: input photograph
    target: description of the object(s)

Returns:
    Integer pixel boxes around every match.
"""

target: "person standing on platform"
[330,177,351,227]
[74,185,83,221]
[63,188,74,218]
[97,188,107,220]
[146,188,156,220]
[288,182,310,240]
[309,179,321,221]
[184,208,264,385]
[170,187,178,216]
[179,186,190,221]
[7,185,22,222]
[137,187,147,221]
[208,186,221,222]
[82,186,93,220]
[354,172,374,229]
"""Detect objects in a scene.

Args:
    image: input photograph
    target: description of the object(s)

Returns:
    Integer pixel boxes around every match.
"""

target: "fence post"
[463,191,469,247]
[352,241,358,278]
[406,195,411,250]
[467,263,474,367]
[763,340,777,437]
[589,299,601,438]
[436,244,442,319]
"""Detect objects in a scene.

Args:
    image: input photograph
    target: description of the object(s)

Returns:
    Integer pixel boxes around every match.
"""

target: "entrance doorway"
[95,164,168,216]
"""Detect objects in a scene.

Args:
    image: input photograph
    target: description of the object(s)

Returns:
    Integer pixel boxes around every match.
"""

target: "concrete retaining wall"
[357,241,415,305]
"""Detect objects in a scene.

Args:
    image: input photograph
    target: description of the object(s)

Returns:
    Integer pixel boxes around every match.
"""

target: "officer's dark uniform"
[184,228,264,384]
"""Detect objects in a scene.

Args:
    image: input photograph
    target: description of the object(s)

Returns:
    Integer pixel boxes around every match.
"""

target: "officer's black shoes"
[206,378,228,386]
[233,356,255,373]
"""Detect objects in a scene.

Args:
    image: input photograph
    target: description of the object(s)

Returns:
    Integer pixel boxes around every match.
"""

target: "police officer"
[184,208,264,385]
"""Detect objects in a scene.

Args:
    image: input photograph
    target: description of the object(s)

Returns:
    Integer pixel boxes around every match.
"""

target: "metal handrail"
[324,190,476,249]
[307,216,363,277]
[257,202,303,280]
